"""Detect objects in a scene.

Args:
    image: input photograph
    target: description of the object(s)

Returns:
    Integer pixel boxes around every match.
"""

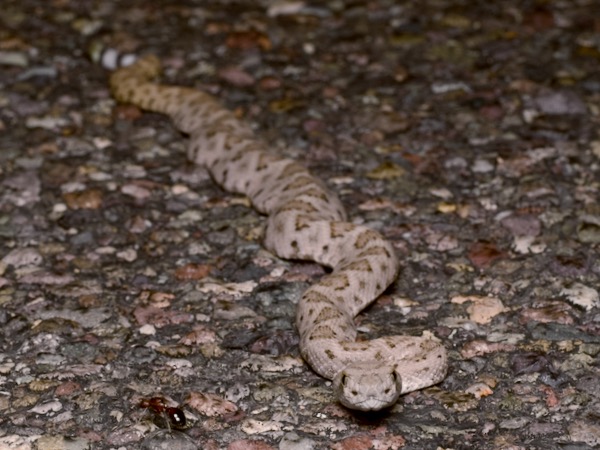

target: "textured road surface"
[1,1,599,449]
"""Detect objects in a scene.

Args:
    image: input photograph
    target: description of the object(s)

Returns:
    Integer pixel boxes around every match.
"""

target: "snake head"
[333,362,402,411]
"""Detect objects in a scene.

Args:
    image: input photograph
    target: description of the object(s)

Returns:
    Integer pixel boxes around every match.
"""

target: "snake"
[109,55,448,411]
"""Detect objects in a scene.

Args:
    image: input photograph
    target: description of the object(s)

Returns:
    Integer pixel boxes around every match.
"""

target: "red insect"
[138,396,187,429]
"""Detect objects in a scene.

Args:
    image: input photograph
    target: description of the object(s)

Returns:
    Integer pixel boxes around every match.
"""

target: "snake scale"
[109,55,448,411]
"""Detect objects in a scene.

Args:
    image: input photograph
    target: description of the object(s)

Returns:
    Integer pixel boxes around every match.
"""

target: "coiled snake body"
[110,55,448,411]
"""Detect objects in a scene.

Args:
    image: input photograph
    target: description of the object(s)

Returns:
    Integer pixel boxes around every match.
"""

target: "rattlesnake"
[109,55,448,411]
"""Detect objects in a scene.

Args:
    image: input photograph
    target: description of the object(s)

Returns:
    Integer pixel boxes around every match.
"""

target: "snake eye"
[391,371,402,390]
[341,374,348,386]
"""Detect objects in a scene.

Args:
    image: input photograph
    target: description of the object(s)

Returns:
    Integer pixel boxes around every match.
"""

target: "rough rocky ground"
[1,1,599,449]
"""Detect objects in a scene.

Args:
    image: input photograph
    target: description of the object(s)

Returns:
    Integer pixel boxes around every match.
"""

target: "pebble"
[186,391,238,417]
[241,418,284,434]
[568,420,600,447]
[0,435,33,450]
[29,400,62,414]
[464,382,494,399]
[141,431,198,450]
[561,283,599,311]
[174,263,211,280]
[500,214,542,237]
[116,248,138,262]
[2,248,42,267]
[33,435,91,450]
[121,183,152,200]
[267,1,306,17]
[577,215,600,243]
[534,89,587,115]
[3,171,41,206]
[63,189,103,209]
[16,66,57,80]
[279,432,316,450]
[25,116,70,130]
[366,161,406,180]
[471,159,494,173]
[228,440,275,450]
[499,417,529,430]
[431,81,471,94]
[218,66,255,87]
[451,295,507,324]
[0,51,28,66]
[139,324,156,335]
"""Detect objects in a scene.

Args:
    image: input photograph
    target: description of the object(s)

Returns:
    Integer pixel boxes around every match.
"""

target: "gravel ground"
[1,1,599,449]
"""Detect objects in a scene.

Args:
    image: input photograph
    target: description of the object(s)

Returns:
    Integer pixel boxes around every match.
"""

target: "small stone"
[269,98,305,113]
[116,248,138,262]
[561,283,599,311]
[228,439,276,450]
[472,159,494,173]
[3,171,41,206]
[461,340,517,359]
[258,75,282,90]
[63,189,103,209]
[568,420,600,447]
[500,214,542,237]
[0,51,28,66]
[0,435,32,450]
[139,324,156,335]
[464,382,494,399]
[218,66,255,87]
[328,434,372,450]
[2,248,42,267]
[241,419,284,435]
[577,215,600,244]
[519,302,574,325]
[186,391,238,417]
[431,81,471,94]
[121,183,151,200]
[451,295,507,324]
[468,242,507,269]
[25,116,70,130]
[174,263,211,281]
[279,432,315,450]
[499,417,529,430]
[267,1,306,17]
[179,326,217,345]
[591,140,600,158]
[366,162,406,180]
[440,13,472,29]
[512,235,546,254]
[140,431,197,450]
[225,30,271,51]
[29,400,63,414]
[534,89,587,115]
[393,66,409,83]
